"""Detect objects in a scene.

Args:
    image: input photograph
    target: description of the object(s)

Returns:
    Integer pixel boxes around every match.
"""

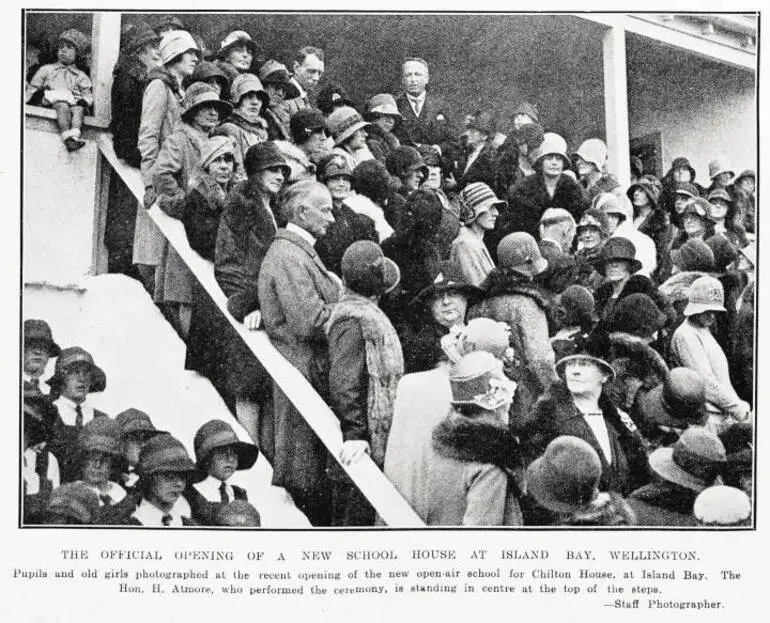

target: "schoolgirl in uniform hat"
[23,319,60,397]
[73,418,128,518]
[115,408,166,494]
[127,434,200,526]
[23,397,60,524]
[47,347,109,484]
[187,419,258,525]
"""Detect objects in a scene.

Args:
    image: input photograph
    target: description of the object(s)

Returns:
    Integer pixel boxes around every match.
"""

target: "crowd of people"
[23,16,756,528]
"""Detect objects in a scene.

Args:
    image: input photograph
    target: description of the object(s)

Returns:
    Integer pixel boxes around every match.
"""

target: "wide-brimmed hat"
[218,30,258,60]
[385,146,428,180]
[708,159,734,181]
[24,319,61,356]
[604,293,667,338]
[46,482,100,524]
[159,30,200,66]
[58,29,90,57]
[572,138,608,172]
[326,106,370,146]
[684,275,726,316]
[317,153,353,181]
[121,21,160,55]
[365,93,403,120]
[596,237,642,274]
[413,262,482,306]
[673,182,699,199]
[258,60,300,98]
[526,435,602,513]
[449,351,516,411]
[193,419,258,474]
[693,486,751,526]
[46,347,106,393]
[460,182,506,224]
[648,427,726,492]
[627,175,662,209]
[555,340,615,381]
[533,132,570,170]
[671,238,715,272]
[638,367,707,429]
[181,82,232,123]
[77,417,124,459]
[115,408,166,439]
[190,60,230,95]
[576,208,611,238]
[137,433,201,482]
[707,188,732,206]
[243,141,290,178]
[229,73,269,109]
[497,232,548,277]
[341,240,400,296]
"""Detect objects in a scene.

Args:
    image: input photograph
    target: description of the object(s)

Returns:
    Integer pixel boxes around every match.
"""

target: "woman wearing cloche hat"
[469,232,554,425]
[504,132,589,239]
[421,351,522,526]
[515,337,650,503]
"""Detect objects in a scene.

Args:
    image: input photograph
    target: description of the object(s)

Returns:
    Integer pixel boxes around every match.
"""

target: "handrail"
[97,135,425,527]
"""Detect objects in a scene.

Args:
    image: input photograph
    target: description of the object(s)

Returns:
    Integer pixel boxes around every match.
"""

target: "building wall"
[627,35,756,181]
[24,123,99,286]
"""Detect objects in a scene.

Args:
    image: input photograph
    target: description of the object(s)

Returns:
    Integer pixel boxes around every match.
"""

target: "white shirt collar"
[53,396,94,426]
[81,481,127,505]
[131,497,189,527]
[286,222,316,247]
[195,476,234,502]
[407,91,426,116]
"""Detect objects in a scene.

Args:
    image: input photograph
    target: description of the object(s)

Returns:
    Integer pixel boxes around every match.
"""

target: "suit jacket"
[258,229,340,494]
[393,92,454,149]
[455,141,499,190]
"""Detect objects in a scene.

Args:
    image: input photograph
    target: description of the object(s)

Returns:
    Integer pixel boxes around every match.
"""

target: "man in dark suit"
[393,58,456,167]
[274,46,325,127]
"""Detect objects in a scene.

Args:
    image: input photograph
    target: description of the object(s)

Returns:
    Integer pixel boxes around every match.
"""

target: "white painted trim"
[90,13,122,127]
[98,135,425,528]
[602,26,631,189]
[578,13,756,70]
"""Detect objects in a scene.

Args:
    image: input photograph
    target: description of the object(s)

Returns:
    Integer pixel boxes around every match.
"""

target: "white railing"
[97,135,424,527]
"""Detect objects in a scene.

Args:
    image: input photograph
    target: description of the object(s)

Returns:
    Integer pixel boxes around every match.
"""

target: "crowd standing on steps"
[23,17,755,527]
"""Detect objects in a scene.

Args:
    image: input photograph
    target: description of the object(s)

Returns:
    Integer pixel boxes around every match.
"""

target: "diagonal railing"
[97,135,424,527]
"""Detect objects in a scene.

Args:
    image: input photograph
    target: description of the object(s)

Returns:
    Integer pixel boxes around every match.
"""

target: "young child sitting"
[188,419,258,525]
[47,347,109,483]
[128,434,199,527]
[74,418,127,515]
[23,397,60,524]
[23,319,61,397]
[25,29,94,152]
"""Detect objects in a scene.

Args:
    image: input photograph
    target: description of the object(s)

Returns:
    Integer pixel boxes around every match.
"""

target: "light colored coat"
[450,226,495,287]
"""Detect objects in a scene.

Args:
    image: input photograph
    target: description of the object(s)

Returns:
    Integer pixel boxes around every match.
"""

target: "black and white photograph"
[19,8,758,533]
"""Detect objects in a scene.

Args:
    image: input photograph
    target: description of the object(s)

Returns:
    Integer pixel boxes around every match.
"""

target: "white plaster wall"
[627,38,756,181]
[24,127,98,287]
[23,275,309,527]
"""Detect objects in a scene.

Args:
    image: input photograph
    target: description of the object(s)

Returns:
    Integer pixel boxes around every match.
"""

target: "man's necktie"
[219,481,230,504]
[75,405,83,428]
[161,514,173,526]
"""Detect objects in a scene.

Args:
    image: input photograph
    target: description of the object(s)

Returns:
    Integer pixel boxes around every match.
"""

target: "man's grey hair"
[278,179,329,223]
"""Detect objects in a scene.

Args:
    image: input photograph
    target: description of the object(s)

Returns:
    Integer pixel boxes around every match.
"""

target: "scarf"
[326,293,404,467]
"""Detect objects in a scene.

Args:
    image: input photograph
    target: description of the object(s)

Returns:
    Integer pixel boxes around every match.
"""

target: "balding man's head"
[280,180,335,237]
[539,208,576,252]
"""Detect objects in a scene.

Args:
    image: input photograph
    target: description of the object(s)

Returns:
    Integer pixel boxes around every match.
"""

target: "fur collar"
[222,180,274,236]
[432,412,519,469]
[606,331,669,380]
[595,274,655,305]
[480,269,552,310]
[145,66,183,98]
